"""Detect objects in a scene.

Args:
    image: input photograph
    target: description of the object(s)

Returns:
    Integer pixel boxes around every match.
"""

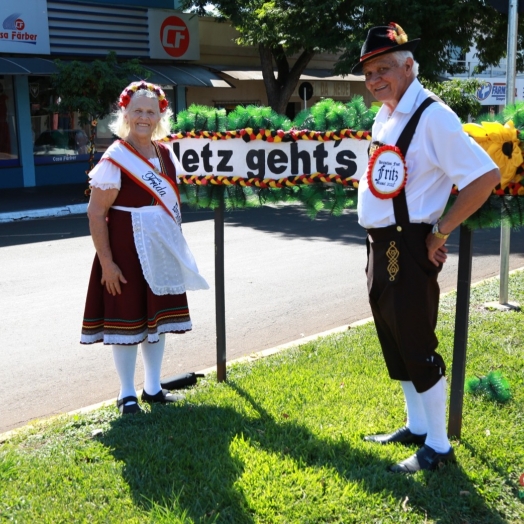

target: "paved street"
[1,205,523,434]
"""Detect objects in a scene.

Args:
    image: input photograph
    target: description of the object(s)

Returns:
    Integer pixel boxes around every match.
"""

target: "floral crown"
[118,81,169,113]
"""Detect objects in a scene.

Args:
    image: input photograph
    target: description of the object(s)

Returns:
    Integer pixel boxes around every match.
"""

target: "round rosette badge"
[367,145,408,199]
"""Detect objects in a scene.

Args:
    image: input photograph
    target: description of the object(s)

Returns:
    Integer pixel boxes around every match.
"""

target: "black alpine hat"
[352,23,420,75]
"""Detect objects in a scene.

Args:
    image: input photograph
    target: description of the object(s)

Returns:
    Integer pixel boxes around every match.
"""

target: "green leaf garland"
[171,98,524,225]
[465,371,512,403]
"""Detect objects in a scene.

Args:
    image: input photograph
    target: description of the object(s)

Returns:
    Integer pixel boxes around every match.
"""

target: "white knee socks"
[420,377,452,453]
[112,344,138,403]
[401,380,428,436]
[141,334,166,396]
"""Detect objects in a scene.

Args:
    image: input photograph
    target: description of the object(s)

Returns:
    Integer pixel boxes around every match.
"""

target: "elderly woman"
[80,81,208,415]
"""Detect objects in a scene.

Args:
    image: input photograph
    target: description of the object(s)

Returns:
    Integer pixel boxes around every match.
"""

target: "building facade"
[1,0,367,190]
[451,45,524,110]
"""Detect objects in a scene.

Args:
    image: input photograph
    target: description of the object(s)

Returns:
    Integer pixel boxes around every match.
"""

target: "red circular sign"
[15,19,25,31]
[160,16,190,58]
[519,473,524,486]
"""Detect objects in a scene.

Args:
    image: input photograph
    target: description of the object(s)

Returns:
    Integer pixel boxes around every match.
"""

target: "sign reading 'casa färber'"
[0,0,50,54]
[148,10,199,61]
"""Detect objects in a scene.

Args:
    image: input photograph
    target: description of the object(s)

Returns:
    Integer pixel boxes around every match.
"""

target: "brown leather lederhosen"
[365,97,446,393]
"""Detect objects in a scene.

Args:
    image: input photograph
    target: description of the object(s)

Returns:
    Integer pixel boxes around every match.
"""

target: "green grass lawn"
[1,271,524,523]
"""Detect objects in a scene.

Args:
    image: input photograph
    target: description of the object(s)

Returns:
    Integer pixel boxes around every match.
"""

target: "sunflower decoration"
[463,120,523,189]
[387,22,408,45]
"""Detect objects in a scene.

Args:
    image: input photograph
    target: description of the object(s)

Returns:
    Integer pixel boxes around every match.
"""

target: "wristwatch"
[432,221,450,240]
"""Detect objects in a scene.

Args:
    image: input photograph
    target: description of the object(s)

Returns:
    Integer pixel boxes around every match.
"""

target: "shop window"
[0,76,19,168]
[163,85,176,115]
[30,76,110,165]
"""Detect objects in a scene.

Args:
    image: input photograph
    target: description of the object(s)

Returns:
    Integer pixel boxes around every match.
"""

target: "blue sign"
[477,82,492,101]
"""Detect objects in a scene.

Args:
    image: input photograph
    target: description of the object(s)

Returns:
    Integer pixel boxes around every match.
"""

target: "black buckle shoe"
[141,388,185,404]
[364,426,426,445]
[390,444,456,473]
[116,396,142,415]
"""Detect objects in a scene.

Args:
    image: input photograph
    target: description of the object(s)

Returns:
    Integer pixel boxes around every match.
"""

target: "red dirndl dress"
[80,143,192,345]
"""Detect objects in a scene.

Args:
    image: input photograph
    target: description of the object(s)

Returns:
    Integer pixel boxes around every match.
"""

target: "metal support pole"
[499,225,511,303]
[303,87,307,111]
[500,0,518,303]
[214,189,227,382]
[448,225,474,439]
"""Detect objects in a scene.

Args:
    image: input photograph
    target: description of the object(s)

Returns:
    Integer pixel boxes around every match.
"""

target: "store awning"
[207,65,364,83]
[0,58,231,87]
[0,57,58,75]
[134,64,232,88]
[301,69,364,82]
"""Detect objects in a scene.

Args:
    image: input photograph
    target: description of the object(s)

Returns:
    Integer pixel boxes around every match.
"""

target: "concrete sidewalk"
[0,183,89,223]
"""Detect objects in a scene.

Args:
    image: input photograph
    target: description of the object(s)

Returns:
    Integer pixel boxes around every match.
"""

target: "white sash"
[102,140,182,226]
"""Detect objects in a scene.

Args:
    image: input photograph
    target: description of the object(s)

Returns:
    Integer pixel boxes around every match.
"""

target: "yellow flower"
[463,120,523,188]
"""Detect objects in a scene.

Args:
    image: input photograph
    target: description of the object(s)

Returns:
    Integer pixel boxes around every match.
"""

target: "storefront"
[1,0,366,190]
[0,0,231,189]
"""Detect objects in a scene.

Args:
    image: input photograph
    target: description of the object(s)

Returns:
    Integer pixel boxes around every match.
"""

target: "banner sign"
[0,0,50,54]
[474,78,524,105]
[148,9,199,60]
[169,135,369,181]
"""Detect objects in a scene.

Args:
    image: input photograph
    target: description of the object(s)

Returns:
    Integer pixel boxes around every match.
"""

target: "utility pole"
[500,0,518,307]
[486,0,520,311]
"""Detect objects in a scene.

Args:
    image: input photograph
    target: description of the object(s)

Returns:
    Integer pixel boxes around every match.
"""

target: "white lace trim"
[80,320,193,345]
[80,333,107,344]
[129,208,209,295]
[90,181,120,191]
[88,159,122,190]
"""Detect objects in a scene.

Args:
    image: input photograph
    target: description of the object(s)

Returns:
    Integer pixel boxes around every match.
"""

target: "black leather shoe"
[141,388,185,404]
[389,444,456,473]
[364,426,426,445]
[116,396,142,415]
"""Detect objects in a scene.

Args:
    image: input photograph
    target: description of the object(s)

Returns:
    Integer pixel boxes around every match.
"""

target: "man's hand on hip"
[426,233,448,267]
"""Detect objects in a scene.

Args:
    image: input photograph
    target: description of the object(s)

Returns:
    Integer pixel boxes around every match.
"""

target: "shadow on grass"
[98,385,507,523]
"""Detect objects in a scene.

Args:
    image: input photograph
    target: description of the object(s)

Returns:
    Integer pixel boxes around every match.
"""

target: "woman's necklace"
[127,139,160,174]
[127,139,155,159]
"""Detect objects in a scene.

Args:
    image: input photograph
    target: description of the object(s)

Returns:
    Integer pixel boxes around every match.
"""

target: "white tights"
[112,334,166,403]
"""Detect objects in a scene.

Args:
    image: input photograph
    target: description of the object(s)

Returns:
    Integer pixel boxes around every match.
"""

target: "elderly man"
[352,24,500,473]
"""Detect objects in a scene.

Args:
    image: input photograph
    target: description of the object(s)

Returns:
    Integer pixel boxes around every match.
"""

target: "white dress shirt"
[357,79,497,229]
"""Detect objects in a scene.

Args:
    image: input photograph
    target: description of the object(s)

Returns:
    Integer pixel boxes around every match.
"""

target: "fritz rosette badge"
[367,145,408,199]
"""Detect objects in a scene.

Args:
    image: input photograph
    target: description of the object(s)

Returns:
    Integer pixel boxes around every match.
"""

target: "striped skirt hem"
[80,320,193,345]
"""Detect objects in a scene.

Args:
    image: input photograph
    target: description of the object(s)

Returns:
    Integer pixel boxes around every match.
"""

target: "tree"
[182,0,358,114]
[182,0,524,112]
[334,0,524,78]
[51,52,149,185]
[422,78,483,122]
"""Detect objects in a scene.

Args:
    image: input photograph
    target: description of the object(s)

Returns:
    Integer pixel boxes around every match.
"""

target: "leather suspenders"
[392,97,437,226]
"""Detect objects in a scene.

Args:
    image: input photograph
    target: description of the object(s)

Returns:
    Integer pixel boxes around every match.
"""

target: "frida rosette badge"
[367,145,407,199]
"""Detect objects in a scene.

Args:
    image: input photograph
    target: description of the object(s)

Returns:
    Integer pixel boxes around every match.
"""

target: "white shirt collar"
[376,79,424,121]
[393,78,424,115]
